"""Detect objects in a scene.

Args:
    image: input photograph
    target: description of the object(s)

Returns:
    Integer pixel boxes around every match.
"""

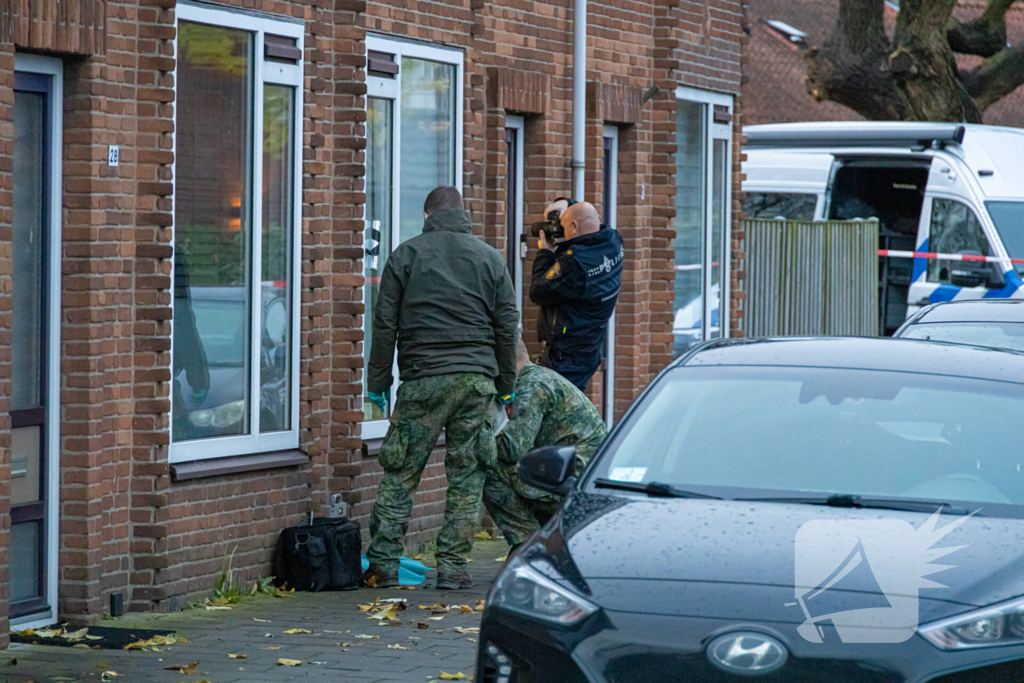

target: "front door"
[11,56,61,625]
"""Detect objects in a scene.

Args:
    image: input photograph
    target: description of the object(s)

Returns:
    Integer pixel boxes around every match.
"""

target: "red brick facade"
[0,0,746,641]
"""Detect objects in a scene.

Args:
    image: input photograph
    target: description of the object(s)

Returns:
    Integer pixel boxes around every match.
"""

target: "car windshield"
[591,366,1024,509]
[986,201,1024,275]
[901,322,1024,353]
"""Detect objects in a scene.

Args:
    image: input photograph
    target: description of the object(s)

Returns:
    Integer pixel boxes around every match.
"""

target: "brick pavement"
[2,541,509,683]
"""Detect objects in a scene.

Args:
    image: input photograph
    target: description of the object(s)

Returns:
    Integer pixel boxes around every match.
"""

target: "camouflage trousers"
[367,373,497,573]
[482,462,562,547]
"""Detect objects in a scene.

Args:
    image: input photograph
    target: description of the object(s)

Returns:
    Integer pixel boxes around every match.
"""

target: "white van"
[742,122,1024,335]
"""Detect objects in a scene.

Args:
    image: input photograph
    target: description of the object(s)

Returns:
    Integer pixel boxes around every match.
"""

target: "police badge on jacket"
[528,199,624,392]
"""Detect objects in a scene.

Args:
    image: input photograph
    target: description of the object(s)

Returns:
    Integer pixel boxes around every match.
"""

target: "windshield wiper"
[734,493,973,515]
[593,478,723,500]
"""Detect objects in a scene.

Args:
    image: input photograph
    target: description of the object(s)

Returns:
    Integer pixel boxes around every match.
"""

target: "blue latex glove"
[497,393,516,406]
[368,391,388,411]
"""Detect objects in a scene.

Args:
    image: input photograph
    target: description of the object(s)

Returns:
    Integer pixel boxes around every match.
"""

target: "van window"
[928,198,990,284]
[743,192,816,221]
[985,201,1024,275]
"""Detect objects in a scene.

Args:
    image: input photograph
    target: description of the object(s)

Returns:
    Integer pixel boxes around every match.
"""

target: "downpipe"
[572,0,587,201]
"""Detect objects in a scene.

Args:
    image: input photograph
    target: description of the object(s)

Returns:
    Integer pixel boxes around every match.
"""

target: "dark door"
[11,70,53,619]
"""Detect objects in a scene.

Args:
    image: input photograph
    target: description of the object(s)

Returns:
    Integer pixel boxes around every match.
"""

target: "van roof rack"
[745,123,966,149]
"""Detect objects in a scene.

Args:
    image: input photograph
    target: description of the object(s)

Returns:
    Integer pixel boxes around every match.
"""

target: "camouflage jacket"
[497,363,607,469]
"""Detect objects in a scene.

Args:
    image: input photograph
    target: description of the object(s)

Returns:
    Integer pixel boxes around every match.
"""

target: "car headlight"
[920,596,1024,650]
[189,400,246,429]
[490,555,597,625]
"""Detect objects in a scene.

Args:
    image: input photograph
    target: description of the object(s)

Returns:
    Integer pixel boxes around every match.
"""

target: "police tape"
[877,249,1024,265]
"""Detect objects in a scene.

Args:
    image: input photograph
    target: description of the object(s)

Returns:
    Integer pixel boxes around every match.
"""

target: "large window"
[363,37,463,437]
[172,4,303,462]
[673,88,733,355]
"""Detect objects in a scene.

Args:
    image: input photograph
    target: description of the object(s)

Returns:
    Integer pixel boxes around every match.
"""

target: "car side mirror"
[517,445,577,497]
[949,252,996,289]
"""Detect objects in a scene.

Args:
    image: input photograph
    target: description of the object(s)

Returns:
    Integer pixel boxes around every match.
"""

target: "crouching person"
[483,338,607,549]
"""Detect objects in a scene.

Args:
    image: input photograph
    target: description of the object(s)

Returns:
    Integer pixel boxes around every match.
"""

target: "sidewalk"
[3,540,508,683]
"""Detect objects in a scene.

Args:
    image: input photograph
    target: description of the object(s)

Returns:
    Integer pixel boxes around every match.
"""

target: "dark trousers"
[540,346,599,392]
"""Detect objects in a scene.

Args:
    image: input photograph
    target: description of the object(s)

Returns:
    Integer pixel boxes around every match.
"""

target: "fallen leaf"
[337,642,352,647]
[263,646,282,650]
[85,635,103,640]
[253,618,271,623]
[35,629,61,638]
[282,628,311,634]
[413,553,424,561]
[369,603,399,621]
[468,638,477,643]
[409,636,420,640]
[276,658,302,667]
[205,605,231,611]
[227,654,247,659]
[366,575,379,588]
[388,644,409,650]
[64,627,89,641]
[439,672,469,680]
[465,559,473,563]
[475,600,485,611]
[454,627,480,634]
[73,644,90,649]
[428,616,444,621]
[460,605,473,615]
[100,673,119,682]
[395,585,416,590]
[475,530,491,541]
[417,622,429,629]
[495,555,508,563]
[164,662,198,674]
[354,634,380,640]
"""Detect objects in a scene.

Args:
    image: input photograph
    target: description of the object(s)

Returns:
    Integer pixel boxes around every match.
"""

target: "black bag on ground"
[274,517,362,592]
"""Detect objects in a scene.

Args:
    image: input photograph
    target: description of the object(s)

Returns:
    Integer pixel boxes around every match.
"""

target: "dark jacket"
[529,226,624,389]
[368,208,519,396]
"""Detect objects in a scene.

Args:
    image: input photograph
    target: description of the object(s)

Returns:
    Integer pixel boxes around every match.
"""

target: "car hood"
[527,492,1024,622]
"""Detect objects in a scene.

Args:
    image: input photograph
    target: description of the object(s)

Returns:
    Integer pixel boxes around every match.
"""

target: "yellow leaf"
[101,673,119,682]
[164,662,198,674]
[465,558,473,563]
[395,585,416,590]
[228,654,247,659]
[439,672,469,680]
[253,618,271,623]
[388,644,409,650]
[276,658,302,667]
[495,555,508,563]
[35,629,61,638]
[282,628,311,634]
[475,600,485,611]
[428,616,444,621]
[369,603,399,621]
[365,575,379,588]
[64,627,89,641]
[354,634,380,639]
[263,646,282,650]
[454,627,480,634]
[474,530,491,541]
[460,605,473,615]
[413,554,424,560]
[73,644,90,649]
[85,635,103,640]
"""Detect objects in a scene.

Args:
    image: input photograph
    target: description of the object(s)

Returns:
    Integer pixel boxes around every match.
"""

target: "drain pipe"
[571,0,587,201]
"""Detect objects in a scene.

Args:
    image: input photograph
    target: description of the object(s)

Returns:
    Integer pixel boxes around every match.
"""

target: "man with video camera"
[528,197,624,392]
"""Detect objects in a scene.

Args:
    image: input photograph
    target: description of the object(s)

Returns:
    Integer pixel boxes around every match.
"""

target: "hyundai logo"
[707,632,788,676]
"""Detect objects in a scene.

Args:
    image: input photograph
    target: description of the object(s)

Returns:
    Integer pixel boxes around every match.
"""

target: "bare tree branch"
[948,0,1015,57]
[963,41,1024,110]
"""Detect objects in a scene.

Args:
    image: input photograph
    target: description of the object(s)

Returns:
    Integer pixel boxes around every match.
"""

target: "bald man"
[529,198,624,392]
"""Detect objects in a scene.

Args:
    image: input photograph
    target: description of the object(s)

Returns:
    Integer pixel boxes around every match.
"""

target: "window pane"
[743,192,817,221]
[261,84,295,433]
[928,198,990,284]
[174,22,253,442]
[399,57,456,243]
[13,90,46,411]
[673,101,706,355]
[364,97,394,421]
[708,139,727,339]
[11,521,42,603]
[11,426,42,506]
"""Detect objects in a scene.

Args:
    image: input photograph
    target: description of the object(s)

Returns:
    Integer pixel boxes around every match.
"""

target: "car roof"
[908,299,1024,324]
[678,337,1024,384]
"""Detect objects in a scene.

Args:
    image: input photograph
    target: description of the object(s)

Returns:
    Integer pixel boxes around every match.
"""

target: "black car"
[895,299,1024,353]
[477,338,1024,683]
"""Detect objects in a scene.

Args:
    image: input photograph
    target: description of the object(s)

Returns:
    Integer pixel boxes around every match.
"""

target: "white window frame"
[362,35,465,441]
[170,3,304,463]
[675,86,734,343]
[602,125,619,427]
[506,115,526,309]
[10,53,63,631]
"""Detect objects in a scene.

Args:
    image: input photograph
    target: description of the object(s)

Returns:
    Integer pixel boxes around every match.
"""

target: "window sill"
[170,449,310,482]
[362,432,445,458]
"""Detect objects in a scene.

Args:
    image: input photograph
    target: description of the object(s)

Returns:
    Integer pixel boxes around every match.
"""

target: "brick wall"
[0,0,747,637]
[0,26,14,648]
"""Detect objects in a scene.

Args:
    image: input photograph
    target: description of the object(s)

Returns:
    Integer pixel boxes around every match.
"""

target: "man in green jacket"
[364,187,519,590]
[483,338,607,549]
